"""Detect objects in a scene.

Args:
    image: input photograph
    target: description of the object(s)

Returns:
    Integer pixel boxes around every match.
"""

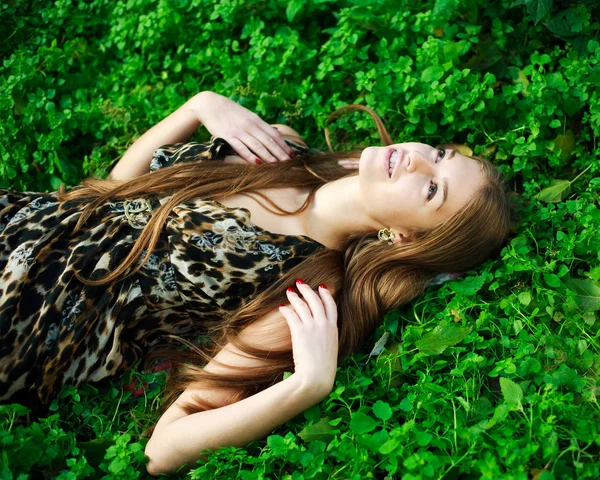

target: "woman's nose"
[406,151,433,174]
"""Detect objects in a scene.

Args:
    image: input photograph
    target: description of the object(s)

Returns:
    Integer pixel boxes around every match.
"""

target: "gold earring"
[377,227,395,245]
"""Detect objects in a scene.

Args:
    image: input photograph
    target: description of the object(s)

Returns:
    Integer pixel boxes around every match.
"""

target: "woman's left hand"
[191,91,294,165]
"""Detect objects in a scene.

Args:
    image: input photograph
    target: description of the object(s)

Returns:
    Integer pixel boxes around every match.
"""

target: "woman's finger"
[286,288,315,326]
[318,285,338,324]
[279,304,302,330]
[252,127,292,162]
[258,123,294,158]
[294,282,327,323]
[241,133,278,163]
[227,137,261,164]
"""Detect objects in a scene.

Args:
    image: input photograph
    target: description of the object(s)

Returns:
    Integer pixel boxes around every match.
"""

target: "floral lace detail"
[190,218,258,253]
[61,291,84,332]
[254,242,291,262]
[190,217,292,265]
[43,292,85,350]
[45,322,59,350]
[138,249,179,302]
[150,149,171,172]
[5,243,36,275]
[7,197,58,225]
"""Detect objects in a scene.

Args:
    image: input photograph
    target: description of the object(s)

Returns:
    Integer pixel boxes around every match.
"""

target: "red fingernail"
[319,284,328,290]
[296,278,306,285]
[255,159,262,165]
[151,361,173,373]
[121,380,136,391]
[290,151,296,158]
[279,303,286,307]
[287,287,295,293]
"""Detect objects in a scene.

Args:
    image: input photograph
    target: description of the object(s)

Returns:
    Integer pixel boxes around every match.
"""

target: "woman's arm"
[107,93,205,181]
[144,307,330,476]
[108,91,295,180]
[146,372,322,476]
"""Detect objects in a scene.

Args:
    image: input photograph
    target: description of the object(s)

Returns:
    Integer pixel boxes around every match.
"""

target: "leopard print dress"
[0,137,323,417]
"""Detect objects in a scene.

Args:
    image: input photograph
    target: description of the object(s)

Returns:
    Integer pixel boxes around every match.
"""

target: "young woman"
[0,91,511,475]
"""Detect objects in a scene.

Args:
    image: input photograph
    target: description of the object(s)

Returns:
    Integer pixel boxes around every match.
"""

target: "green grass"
[1,0,599,478]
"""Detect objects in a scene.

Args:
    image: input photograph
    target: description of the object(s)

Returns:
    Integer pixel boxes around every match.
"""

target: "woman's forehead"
[390,142,474,164]
[391,142,442,150]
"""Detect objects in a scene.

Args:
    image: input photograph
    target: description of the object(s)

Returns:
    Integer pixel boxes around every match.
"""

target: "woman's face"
[358,143,485,240]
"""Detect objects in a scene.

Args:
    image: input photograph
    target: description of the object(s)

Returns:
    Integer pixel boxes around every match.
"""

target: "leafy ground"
[1,0,600,478]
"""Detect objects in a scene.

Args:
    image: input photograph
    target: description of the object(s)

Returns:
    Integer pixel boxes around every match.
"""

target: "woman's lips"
[384,148,404,178]
[384,148,393,177]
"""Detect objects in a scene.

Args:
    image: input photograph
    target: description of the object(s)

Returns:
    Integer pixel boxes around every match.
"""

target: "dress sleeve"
[150,137,311,173]
[149,141,221,173]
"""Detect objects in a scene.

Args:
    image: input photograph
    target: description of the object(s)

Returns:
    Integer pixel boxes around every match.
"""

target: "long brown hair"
[56,105,511,438]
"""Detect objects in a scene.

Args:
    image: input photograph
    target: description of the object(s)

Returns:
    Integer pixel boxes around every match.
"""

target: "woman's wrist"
[293,372,334,402]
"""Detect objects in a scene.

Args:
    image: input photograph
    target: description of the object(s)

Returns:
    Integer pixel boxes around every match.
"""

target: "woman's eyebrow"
[433,149,454,211]
[436,178,448,211]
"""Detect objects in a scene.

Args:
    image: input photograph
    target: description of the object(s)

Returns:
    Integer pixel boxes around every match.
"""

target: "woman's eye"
[427,146,444,201]
[436,147,446,163]
[427,181,438,201]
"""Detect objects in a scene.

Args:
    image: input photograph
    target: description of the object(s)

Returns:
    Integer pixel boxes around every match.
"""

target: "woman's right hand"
[191,91,294,165]
[279,280,339,395]
[337,159,360,169]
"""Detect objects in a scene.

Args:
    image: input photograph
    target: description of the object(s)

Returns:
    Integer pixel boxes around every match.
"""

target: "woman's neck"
[298,176,378,251]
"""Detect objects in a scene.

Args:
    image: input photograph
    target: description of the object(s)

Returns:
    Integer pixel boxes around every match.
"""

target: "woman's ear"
[391,228,413,245]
